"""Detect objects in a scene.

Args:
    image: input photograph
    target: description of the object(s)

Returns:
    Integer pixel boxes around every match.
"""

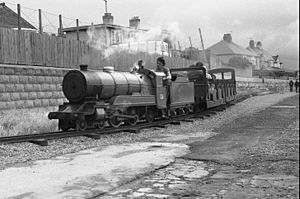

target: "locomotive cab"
[138,69,168,109]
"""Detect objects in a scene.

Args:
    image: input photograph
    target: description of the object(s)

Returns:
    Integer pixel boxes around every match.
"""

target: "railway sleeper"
[29,139,49,146]
[85,133,102,140]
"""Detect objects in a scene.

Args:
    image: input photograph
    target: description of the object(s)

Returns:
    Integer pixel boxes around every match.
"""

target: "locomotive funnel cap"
[80,64,88,71]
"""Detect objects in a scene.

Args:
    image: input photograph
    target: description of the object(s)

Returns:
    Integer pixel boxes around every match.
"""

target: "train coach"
[48,64,236,131]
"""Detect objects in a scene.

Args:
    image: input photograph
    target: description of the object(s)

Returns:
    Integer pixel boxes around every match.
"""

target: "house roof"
[208,40,257,57]
[0,3,36,29]
[246,46,274,61]
[63,23,148,32]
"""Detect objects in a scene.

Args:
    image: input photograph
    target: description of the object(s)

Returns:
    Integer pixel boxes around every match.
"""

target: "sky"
[3,0,299,70]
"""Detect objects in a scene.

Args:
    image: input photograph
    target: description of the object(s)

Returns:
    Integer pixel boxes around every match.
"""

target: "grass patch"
[0,107,58,137]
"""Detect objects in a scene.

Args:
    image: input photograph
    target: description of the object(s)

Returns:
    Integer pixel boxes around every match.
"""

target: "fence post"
[17,4,21,30]
[39,9,43,34]
[58,14,63,36]
[76,19,79,40]
[17,4,21,64]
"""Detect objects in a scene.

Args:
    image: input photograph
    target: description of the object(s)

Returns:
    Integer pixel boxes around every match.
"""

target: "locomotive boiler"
[62,65,153,103]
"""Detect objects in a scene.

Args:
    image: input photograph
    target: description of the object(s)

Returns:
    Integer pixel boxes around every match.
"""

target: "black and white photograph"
[0,0,299,198]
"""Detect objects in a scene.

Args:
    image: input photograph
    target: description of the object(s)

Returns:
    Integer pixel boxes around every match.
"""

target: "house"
[207,33,258,77]
[63,13,174,55]
[0,3,36,30]
[246,40,282,69]
[64,14,147,46]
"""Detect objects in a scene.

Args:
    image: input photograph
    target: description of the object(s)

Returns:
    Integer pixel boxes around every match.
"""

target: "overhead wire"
[42,12,58,33]
[3,1,91,32]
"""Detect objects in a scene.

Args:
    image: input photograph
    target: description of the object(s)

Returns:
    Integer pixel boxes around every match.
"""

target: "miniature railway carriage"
[48,64,236,131]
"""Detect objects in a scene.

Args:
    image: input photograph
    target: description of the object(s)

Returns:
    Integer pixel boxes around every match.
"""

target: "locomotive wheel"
[76,120,87,131]
[127,114,138,126]
[184,107,189,114]
[189,105,194,113]
[109,116,122,128]
[179,108,185,115]
[95,120,105,129]
[170,110,177,117]
[59,120,70,131]
[125,109,138,126]
[146,109,154,123]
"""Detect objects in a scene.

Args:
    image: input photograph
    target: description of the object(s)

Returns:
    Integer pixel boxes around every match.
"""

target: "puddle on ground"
[0,142,189,199]
[271,105,297,109]
[105,159,210,198]
[151,131,218,142]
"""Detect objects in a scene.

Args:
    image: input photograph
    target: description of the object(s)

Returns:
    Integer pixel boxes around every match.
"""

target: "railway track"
[0,105,230,146]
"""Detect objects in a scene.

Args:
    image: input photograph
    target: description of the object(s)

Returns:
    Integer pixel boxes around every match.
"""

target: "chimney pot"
[256,41,262,49]
[249,40,255,48]
[223,33,232,42]
[129,16,140,29]
[103,13,114,24]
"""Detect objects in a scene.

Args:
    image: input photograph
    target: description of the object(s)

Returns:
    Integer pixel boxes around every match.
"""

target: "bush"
[228,56,251,68]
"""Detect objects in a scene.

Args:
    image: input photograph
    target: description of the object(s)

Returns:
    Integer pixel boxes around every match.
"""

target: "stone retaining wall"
[236,77,289,93]
[0,64,69,110]
[0,64,291,110]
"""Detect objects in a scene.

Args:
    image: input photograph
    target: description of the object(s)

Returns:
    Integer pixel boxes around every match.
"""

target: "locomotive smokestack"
[80,64,88,71]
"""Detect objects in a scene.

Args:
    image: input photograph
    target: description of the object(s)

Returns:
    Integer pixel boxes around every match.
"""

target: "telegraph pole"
[177,41,182,51]
[104,0,108,13]
[188,36,193,59]
[188,36,193,47]
[198,28,208,69]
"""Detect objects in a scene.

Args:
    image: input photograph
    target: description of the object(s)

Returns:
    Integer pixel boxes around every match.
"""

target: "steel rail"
[0,104,232,145]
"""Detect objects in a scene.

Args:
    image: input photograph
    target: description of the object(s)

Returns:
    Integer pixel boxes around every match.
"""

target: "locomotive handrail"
[170,67,206,72]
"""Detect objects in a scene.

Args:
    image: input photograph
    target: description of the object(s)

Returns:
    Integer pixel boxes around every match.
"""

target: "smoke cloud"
[86,22,182,57]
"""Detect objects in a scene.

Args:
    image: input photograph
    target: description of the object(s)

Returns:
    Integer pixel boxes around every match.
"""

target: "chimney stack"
[256,41,262,49]
[103,13,113,24]
[249,40,255,48]
[129,16,140,29]
[223,33,232,42]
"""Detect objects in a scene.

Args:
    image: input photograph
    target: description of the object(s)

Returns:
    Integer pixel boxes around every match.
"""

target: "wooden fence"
[0,28,194,70]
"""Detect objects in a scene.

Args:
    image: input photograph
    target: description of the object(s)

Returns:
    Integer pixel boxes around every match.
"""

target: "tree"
[228,56,251,68]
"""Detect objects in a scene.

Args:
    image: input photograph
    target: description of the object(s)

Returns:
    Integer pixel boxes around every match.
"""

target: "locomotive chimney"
[80,64,88,71]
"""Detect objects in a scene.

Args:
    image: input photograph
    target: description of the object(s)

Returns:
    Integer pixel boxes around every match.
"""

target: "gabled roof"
[246,46,274,61]
[208,40,257,57]
[0,3,36,29]
[63,23,148,32]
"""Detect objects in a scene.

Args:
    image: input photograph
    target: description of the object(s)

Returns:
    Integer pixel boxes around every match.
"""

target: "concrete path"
[0,142,189,199]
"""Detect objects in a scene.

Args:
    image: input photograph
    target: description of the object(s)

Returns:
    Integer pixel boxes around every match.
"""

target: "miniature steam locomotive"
[48,64,236,131]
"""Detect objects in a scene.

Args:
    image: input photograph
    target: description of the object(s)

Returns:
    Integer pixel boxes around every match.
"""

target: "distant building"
[63,13,174,55]
[246,40,282,70]
[64,14,147,46]
[0,3,36,30]
[207,33,258,77]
